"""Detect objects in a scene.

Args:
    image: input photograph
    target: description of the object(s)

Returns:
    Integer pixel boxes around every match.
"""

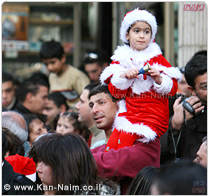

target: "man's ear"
[61,54,66,64]
[26,92,33,103]
[5,151,10,158]
[188,86,196,96]
[60,104,67,113]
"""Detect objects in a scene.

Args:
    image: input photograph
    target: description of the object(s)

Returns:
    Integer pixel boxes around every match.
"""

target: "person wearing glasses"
[83,50,110,83]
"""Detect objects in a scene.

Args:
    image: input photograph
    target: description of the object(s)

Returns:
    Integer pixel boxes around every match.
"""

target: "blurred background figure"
[2,71,19,111]
[42,92,69,131]
[3,127,25,157]
[56,111,90,143]
[177,67,192,97]
[2,130,39,195]
[14,76,49,121]
[24,114,48,147]
[82,50,110,83]
[40,40,90,108]
[151,161,207,195]
[128,166,159,195]
[75,82,106,149]
[193,136,207,168]
[2,111,30,156]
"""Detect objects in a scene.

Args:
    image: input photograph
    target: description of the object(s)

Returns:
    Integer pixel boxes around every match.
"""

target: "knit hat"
[120,8,157,43]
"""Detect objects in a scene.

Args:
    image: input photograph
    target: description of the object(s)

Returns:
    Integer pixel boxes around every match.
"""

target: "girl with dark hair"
[24,114,48,147]
[29,133,119,195]
[128,166,159,195]
[56,111,90,142]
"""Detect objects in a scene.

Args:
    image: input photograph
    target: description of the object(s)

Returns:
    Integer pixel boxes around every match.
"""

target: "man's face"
[42,57,65,75]
[84,63,103,82]
[42,99,60,126]
[190,72,207,105]
[89,92,118,131]
[30,86,48,114]
[2,81,16,108]
[75,89,92,124]
[193,141,207,168]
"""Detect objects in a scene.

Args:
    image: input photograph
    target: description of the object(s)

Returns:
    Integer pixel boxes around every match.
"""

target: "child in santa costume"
[100,8,182,152]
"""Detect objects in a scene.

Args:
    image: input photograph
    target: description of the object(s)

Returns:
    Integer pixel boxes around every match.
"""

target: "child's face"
[42,56,66,75]
[29,119,48,146]
[126,21,151,51]
[56,116,75,134]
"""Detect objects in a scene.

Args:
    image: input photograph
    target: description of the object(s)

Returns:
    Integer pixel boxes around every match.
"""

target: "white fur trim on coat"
[112,91,157,142]
[111,72,134,90]
[153,73,173,94]
[114,116,157,143]
[120,8,157,43]
[152,63,182,80]
[100,63,134,90]
[111,43,162,68]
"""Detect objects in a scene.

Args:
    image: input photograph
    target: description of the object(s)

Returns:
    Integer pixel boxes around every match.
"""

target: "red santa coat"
[100,42,182,143]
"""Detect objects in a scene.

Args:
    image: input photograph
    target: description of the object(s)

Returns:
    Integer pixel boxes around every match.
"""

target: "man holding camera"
[169,52,207,161]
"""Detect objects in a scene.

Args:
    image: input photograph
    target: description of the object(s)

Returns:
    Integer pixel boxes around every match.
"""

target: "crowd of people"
[2,8,207,195]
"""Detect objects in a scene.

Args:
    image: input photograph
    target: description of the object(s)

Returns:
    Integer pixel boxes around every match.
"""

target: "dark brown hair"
[2,127,25,156]
[29,133,100,194]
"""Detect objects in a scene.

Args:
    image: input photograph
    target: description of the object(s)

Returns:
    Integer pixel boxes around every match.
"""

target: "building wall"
[178,1,207,67]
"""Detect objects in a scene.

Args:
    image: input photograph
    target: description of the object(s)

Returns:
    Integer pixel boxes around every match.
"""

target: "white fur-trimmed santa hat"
[120,8,158,44]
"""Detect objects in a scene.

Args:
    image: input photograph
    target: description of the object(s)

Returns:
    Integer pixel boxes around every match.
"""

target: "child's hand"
[120,69,139,79]
[147,67,162,84]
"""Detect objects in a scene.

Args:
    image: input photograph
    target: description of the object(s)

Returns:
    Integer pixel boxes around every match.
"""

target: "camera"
[180,97,195,115]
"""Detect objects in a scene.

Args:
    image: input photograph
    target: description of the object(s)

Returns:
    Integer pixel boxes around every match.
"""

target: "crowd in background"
[2,37,207,194]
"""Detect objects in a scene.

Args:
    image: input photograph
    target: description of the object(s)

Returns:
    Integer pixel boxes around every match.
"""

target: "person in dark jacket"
[2,71,19,111]
[2,131,40,195]
[14,76,49,122]
[169,53,207,161]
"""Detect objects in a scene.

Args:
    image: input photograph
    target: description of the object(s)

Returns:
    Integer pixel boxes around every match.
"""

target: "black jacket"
[14,103,46,123]
[177,107,207,160]
[2,160,40,195]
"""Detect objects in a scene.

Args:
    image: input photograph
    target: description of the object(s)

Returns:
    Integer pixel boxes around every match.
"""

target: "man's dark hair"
[185,54,207,88]
[16,77,49,103]
[88,84,118,102]
[3,71,15,83]
[2,71,19,85]
[40,40,64,60]
[194,50,207,57]
[47,92,69,110]
[30,71,50,88]
[83,50,110,67]
[3,127,25,157]
[84,82,100,91]
[154,160,207,195]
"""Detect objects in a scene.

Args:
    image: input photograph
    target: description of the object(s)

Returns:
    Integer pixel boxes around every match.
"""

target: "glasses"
[84,52,99,61]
